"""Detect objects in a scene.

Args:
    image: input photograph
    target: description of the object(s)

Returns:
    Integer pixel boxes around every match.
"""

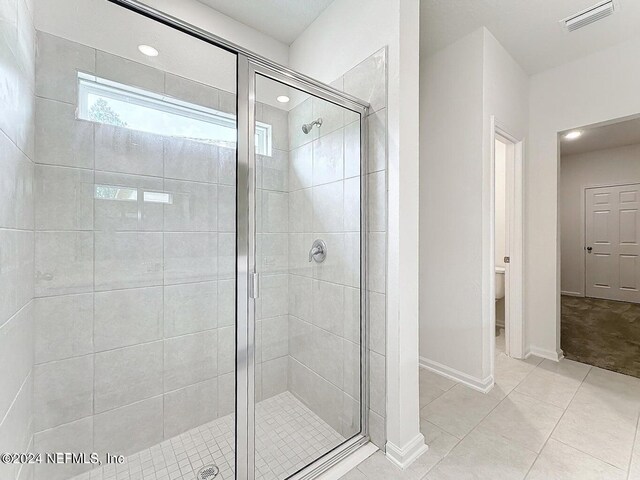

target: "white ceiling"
[196,0,335,45]
[421,0,640,74]
[561,116,640,156]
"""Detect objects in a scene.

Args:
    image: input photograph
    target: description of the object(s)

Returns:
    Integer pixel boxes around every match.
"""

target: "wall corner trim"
[385,433,428,470]
[419,357,494,393]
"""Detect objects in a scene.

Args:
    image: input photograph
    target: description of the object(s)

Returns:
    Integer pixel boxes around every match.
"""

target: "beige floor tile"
[355,450,428,480]
[539,358,592,380]
[419,419,460,472]
[420,368,456,408]
[340,468,368,480]
[632,421,640,479]
[426,429,536,480]
[631,452,640,480]
[514,360,588,409]
[477,391,564,453]
[552,383,637,469]
[526,439,626,480]
[580,367,640,418]
[493,353,539,395]
[420,383,504,439]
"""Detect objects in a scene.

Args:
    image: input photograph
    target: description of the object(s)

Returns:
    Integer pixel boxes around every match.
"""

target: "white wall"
[420,27,528,388]
[420,28,485,383]
[291,0,426,466]
[560,143,640,296]
[527,35,640,358]
[34,0,289,93]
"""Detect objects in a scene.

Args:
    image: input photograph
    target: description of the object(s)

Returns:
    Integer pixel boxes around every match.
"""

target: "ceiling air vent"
[562,0,616,32]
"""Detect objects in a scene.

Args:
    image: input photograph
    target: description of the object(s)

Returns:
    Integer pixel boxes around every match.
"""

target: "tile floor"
[70,392,344,480]
[341,329,640,480]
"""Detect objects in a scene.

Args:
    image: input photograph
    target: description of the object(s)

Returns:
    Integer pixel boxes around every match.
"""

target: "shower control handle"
[308,239,327,263]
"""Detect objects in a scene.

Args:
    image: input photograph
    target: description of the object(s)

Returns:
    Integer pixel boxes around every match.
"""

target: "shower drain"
[196,464,220,480]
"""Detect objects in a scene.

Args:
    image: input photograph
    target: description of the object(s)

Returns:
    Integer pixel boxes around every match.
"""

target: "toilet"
[495,266,505,300]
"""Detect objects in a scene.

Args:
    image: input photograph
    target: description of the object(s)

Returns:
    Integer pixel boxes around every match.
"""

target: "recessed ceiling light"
[138,44,159,57]
[564,131,582,140]
[277,95,290,103]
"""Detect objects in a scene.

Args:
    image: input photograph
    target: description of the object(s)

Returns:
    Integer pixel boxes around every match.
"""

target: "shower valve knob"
[308,239,327,263]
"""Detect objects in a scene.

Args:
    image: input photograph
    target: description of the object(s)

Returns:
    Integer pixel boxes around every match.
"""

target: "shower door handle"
[249,272,260,299]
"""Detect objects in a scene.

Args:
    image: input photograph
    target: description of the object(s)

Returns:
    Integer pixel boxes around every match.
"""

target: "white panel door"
[585,184,640,303]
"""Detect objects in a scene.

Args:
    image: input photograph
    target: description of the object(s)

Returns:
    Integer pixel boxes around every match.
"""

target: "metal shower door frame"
[237,56,371,480]
[103,2,371,478]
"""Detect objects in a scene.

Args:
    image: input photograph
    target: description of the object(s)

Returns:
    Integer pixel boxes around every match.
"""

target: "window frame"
[77,72,272,156]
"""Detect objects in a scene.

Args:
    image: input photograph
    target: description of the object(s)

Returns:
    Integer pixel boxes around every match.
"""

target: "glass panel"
[253,74,362,479]
[26,4,237,479]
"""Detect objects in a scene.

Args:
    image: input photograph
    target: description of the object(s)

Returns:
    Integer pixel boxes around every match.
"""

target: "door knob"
[586,246,593,252]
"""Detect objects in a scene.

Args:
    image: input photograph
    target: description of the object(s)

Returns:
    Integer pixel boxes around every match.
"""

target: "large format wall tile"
[35,231,93,296]
[0,374,33,480]
[95,51,164,94]
[0,131,34,230]
[93,396,163,457]
[94,342,163,413]
[313,128,343,186]
[35,294,92,363]
[164,281,217,337]
[0,229,34,323]
[35,165,93,231]
[35,32,95,104]
[34,355,93,431]
[164,180,217,232]
[94,287,163,351]
[164,232,217,285]
[94,171,163,232]
[164,73,218,110]
[0,304,33,422]
[94,232,163,290]
[94,125,163,177]
[164,330,218,392]
[164,137,218,183]
[343,48,386,114]
[34,417,93,480]
[35,98,94,169]
[164,378,217,438]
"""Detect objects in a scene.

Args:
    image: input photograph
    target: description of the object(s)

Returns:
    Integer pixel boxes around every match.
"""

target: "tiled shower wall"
[0,0,36,479]
[286,48,388,449]
[29,31,283,479]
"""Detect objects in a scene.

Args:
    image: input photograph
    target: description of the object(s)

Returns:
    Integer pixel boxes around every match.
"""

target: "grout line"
[627,413,640,479]
[521,364,592,479]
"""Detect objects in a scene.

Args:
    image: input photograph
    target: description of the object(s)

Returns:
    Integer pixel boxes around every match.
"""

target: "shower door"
[236,58,370,480]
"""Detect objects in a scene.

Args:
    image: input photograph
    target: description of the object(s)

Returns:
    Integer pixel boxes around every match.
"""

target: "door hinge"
[249,272,260,299]
[504,256,510,264]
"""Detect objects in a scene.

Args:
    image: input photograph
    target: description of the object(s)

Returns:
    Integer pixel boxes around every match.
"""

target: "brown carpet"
[561,295,640,378]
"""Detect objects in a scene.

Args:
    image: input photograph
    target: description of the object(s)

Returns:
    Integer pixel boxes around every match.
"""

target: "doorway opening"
[559,115,640,378]
[491,120,525,362]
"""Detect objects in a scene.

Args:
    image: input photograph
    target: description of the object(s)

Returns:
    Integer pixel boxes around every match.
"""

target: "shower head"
[301,118,323,134]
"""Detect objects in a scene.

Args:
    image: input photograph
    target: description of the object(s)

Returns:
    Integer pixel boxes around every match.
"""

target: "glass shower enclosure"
[4,0,369,479]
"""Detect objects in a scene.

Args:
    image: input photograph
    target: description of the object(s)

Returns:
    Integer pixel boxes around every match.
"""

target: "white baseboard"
[316,442,378,480]
[526,346,564,362]
[561,291,583,297]
[386,433,429,470]
[419,357,494,393]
